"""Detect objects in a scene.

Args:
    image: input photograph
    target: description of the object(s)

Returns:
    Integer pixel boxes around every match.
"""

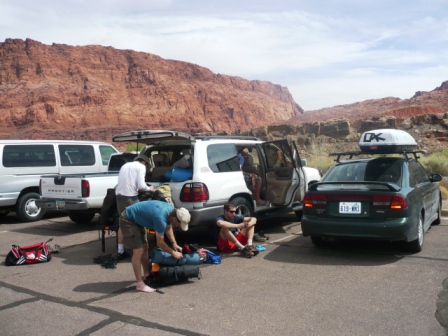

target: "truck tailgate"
[40,176,83,199]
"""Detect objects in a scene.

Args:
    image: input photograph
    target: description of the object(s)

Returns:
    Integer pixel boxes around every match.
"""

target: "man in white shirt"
[115,155,154,259]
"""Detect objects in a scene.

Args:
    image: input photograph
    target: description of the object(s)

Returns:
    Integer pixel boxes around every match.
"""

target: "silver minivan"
[0,140,118,222]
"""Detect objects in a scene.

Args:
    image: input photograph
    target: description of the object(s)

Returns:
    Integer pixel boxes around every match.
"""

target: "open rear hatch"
[112,130,193,146]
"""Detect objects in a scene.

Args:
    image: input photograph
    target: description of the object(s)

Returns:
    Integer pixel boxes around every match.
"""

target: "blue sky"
[1,0,447,111]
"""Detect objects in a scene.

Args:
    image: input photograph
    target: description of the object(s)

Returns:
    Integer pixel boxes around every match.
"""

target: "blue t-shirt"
[237,154,245,167]
[125,200,174,235]
[214,214,244,243]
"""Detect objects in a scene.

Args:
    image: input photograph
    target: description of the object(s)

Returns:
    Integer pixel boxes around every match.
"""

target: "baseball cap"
[176,208,191,231]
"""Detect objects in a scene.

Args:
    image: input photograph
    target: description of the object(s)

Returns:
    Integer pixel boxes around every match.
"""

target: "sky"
[1,0,447,111]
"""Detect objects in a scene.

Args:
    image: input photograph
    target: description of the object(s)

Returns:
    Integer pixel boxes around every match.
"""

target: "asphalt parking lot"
[1,212,447,336]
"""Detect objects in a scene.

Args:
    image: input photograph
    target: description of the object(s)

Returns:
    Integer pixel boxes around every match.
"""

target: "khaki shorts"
[116,195,139,214]
[119,210,148,249]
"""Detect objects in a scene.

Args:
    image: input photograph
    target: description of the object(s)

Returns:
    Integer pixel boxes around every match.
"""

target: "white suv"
[112,130,321,228]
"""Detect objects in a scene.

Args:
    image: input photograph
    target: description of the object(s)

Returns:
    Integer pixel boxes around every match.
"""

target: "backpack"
[153,185,173,206]
[147,265,201,287]
[5,240,52,266]
[97,188,119,252]
[150,247,202,266]
[98,188,119,232]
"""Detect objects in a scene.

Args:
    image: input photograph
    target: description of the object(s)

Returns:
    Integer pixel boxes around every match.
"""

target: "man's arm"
[164,224,182,253]
[216,219,245,229]
[242,216,257,227]
[155,228,182,260]
[137,165,153,192]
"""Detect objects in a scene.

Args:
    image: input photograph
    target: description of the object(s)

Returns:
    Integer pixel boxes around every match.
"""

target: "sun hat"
[176,208,191,231]
[135,154,152,166]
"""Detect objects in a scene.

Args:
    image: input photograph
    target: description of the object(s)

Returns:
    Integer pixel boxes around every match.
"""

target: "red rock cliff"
[0,38,303,140]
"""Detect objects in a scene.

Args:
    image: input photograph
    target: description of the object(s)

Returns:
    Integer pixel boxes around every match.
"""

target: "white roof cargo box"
[358,129,417,153]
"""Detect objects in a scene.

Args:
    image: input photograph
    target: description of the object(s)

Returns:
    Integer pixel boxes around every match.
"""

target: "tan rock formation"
[0,38,302,141]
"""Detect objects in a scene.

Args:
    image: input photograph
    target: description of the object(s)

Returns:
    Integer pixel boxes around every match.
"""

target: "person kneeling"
[215,202,259,258]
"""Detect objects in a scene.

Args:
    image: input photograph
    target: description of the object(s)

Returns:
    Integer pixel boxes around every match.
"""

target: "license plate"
[56,200,65,210]
[339,202,361,214]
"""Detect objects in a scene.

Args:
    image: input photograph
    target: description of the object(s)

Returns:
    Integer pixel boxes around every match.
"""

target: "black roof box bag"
[358,129,417,153]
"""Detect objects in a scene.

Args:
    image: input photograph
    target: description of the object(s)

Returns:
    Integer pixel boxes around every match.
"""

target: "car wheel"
[311,236,331,248]
[432,199,442,226]
[405,214,424,253]
[68,212,96,224]
[229,196,254,217]
[15,192,46,222]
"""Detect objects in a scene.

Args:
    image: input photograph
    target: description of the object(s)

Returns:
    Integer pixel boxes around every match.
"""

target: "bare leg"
[118,227,124,244]
[132,246,156,293]
[241,224,255,241]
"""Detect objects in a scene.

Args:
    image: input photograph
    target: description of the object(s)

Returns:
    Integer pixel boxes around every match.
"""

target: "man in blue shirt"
[119,200,191,293]
[215,202,259,258]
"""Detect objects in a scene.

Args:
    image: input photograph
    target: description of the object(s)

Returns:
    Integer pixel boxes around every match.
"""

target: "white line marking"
[271,233,302,243]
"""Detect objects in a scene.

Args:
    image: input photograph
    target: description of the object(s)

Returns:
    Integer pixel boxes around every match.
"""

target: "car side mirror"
[300,158,307,167]
[430,174,443,182]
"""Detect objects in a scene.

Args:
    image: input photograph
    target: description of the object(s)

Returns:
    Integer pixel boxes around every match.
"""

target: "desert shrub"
[306,155,336,176]
[439,181,448,200]
[420,150,448,176]
[125,143,145,152]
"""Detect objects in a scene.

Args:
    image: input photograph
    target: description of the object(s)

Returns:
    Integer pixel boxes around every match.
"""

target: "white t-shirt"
[115,161,150,197]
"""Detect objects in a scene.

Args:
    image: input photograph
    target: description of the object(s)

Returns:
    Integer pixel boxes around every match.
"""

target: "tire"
[405,214,424,253]
[68,212,96,224]
[310,236,331,248]
[432,200,442,226]
[229,196,254,217]
[15,192,46,222]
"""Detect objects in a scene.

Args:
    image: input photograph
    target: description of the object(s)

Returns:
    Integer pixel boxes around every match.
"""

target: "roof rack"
[198,135,261,141]
[329,150,427,162]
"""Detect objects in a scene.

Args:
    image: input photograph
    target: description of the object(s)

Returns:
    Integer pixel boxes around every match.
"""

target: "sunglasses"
[227,210,237,214]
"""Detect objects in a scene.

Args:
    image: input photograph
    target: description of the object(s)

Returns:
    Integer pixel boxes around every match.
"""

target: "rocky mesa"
[0,38,302,140]
[0,38,447,155]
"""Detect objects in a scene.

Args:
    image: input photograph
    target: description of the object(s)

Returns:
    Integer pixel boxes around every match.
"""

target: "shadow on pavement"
[263,235,406,266]
[73,281,135,294]
[7,221,98,237]
[2,211,69,224]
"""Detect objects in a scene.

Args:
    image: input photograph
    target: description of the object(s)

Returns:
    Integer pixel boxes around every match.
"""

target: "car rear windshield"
[323,158,403,185]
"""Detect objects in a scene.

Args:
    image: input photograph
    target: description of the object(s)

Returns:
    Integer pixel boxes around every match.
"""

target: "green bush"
[306,155,336,175]
[420,150,448,176]
[440,181,448,201]
[125,143,145,152]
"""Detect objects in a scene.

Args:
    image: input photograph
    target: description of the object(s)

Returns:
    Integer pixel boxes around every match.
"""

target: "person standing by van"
[115,156,154,259]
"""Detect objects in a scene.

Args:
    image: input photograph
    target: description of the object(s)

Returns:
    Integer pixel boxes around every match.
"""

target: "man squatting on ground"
[215,202,259,258]
[119,200,191,293]
[115,156,154,259]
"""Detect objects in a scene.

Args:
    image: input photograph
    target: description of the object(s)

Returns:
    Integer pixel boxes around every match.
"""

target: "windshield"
[323,158,403,185]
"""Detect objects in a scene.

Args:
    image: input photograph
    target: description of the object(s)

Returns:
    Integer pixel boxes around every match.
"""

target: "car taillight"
[390,195,408,210]
[372,195,408,210]
[303,194,327,208]
[39,179,42,196]
[81,180,90,198]
[180,183,209,202]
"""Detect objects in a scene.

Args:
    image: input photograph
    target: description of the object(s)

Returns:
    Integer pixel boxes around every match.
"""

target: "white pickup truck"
[37,152,137,223]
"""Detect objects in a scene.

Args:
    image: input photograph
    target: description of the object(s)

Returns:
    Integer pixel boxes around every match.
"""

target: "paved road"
[1,212,447,335]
